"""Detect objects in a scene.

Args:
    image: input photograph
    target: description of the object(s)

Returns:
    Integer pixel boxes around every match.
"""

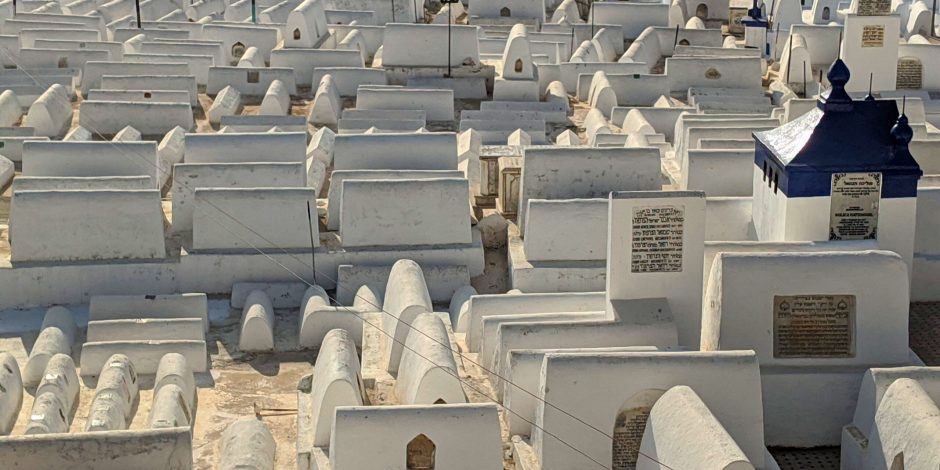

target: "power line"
[1,48,677,469]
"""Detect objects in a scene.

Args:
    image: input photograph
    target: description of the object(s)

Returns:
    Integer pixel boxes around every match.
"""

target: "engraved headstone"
[896,57,923,89]
[856,0,891,15]
[612,407,652,469]
[861,25,885,47]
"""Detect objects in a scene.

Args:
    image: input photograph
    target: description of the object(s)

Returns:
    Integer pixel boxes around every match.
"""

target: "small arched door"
[695,3,709,19]
[406,434,436,470]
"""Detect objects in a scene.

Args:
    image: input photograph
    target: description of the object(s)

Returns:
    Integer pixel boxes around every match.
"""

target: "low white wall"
[206,66,297,96]
[201,23,279,64]
[10,189,166,262]
[355,86,454,121]
[311,67,386,96]
[183,132,306,163]
[0,427,192,469]
[79,100,194,135]
[22,141,160,186]
[330,404,502,470]
[270,48,363,87]
[172,162,305,233]
[327,169,462,231]
[519,147,660,228]
[524,198,608,261]
[81,61,189,93]
[381,24,479,67]
[192,187,318,250]
[332,132,457,171]
[339,178,470,247]
[533,350,764,469]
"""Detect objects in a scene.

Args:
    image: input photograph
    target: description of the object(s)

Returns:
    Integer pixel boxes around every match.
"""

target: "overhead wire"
[0,46,678,470]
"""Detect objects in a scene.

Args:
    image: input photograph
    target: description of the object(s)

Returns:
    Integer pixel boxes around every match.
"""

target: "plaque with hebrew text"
[773,294,856,358]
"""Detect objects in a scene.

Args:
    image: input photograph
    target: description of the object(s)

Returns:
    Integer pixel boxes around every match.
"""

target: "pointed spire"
[823,58,853,111]
[864,73,875,101]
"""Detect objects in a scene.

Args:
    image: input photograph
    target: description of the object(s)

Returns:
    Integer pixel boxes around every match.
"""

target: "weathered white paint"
[332,132,457,171]
[307,74,341,125]
[183,132,306,163]
[395,313,466,405]
[207,85,242,124]
[23,84,71,137]
[382,260,433,374]
[638,385,756,470]
[80,340,208,374]
[192,187,318,250]
[207,66,297,95]
[533,350,765,469]
[329,404,503,470]
[339,178,470,247]
[10,189,166,262]
[310,328,363,447]
[89,293,208,332]
[702,251,912,446]
[23,306,76,386]
[327,169,461,230]
[0,353,22,435]
[220,418,276,470]
[239,289,275,352]
[85,354,138,431]
[81,100,194,135]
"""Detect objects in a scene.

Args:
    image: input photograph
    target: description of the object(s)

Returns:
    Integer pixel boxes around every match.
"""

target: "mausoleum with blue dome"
[750,58,922,274]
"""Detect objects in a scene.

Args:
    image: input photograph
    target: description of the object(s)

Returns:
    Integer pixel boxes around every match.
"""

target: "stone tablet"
[829,172,880,241]
[773,294,856,358]
[857,0,890,15]
[861,25,885,47]
[896,57,923,89]
[631,206,684,273]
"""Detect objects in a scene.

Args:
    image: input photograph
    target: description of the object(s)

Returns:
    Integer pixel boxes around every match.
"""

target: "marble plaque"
[773,294,856,358]
[829,172,880,241]
[631,205,684,273]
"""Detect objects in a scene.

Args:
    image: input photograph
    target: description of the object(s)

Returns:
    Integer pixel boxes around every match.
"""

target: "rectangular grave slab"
[340,178,470,247]
[10,189,165,262]
[172,162,305,233]
[22,141,160,187]
[90,293,209,332]
[192,187,319,251]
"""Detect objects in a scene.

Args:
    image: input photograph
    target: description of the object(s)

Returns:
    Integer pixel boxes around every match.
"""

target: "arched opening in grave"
[57,57,68,68]
[433,398,447,404]
[406,434,436,469]
[705,67,721,79]
[821,6,830,20]
[897,57,923,89]
[293,28,302,40]
[611,389,666,470]
[890,452,904,470]
[679,39,690,46]
[695,3,708,19]
[514,59,524,73]
[500,6,511,16]
[232,41,247,60]
[144,92,152,99]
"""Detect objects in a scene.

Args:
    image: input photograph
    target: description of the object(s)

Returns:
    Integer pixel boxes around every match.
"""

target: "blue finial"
[824,59,853,109]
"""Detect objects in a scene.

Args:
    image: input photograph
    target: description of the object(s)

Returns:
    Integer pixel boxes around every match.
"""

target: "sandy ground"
[0,296,519,469]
